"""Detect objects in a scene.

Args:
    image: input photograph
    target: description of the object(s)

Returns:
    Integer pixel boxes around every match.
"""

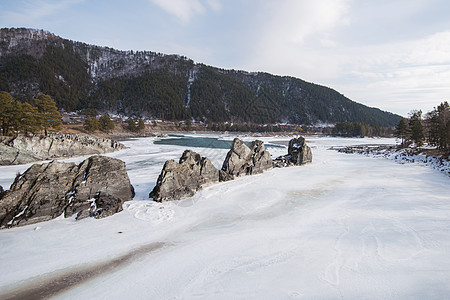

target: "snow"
[360,146,450,176]
[185,68,196,107]
[7,205,28,225]
[0,136,449,299]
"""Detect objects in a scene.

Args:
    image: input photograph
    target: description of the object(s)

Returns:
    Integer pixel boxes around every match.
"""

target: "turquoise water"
[153,135,285,149]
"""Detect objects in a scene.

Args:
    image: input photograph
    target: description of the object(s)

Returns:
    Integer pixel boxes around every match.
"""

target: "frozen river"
[0,135,449,299]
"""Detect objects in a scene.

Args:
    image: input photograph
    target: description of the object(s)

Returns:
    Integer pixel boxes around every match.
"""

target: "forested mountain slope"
[0,28,401,126]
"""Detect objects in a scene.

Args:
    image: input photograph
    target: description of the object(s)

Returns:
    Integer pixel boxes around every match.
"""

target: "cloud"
[149,0,221,23]
[239,0,450,115]
[329,31,450,115]
[0,0,84,25]
[241,0,351,80]
[262,0,350,44]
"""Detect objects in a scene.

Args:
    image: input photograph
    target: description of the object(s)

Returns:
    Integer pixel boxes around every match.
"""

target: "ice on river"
[0,135,449,299]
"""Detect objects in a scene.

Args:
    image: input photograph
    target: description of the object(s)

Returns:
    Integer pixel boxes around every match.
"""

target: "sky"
[1,0,450,117]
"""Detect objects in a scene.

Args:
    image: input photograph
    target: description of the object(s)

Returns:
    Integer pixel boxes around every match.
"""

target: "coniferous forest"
[0,28,402,129]
[395,102,450,150]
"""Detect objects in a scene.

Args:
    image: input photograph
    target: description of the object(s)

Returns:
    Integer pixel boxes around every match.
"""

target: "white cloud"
[149,0,221,23]
[329,31,450,115]
[262,0,350,44]
[242,0,351,80]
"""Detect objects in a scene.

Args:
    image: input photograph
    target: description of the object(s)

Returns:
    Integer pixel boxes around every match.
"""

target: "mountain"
[0,28,401,126]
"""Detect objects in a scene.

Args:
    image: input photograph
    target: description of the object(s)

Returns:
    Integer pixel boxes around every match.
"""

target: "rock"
[273,137,312,167]
[0,141,40,165]
[0,156,134,229]
[221,138,252,178]
[0,134,125,166]
[219,170,234,182]
[64,156,135,219]
[287,137,312,165]
[221,138,272,180]
[249,140,273,175]
[150,150,219,202]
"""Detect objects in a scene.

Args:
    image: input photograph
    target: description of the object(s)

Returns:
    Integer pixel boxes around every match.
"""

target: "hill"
[0,28,401,126]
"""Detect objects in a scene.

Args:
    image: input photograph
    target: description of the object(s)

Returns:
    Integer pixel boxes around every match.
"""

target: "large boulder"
[273,137,312,167]
[150,150,220,202]
[0,156,134,229]
[221,138,272,180]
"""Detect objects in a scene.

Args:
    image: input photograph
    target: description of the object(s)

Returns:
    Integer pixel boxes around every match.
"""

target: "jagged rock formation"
[220,138,272,180]
[150,137,311,202]
[273,137,312,167]
[150,150,219,202]
[0,156,134,229]
[150,138,279,202]
[0,134,124,165]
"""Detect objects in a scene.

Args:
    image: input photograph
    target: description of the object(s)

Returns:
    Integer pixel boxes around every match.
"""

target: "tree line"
[0,91,62,136]
[395,102,449,150]
[331,121,393,137]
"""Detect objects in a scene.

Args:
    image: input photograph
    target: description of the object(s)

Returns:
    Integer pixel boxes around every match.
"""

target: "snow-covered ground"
[0,135,449,299]
[336,144,450,176]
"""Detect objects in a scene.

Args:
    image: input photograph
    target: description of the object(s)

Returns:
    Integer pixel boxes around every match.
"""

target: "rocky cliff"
[0,156,134,228]
[0,134,124,165]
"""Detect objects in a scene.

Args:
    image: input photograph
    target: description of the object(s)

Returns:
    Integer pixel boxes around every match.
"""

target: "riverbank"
[332,144,450,176]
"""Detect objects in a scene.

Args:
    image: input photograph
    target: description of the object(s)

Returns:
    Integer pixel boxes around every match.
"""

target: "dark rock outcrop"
[273,137,312,167]
[0,156,134,229]
[0,134,125,166]
[150,150,219,202]
[221,138,272,180]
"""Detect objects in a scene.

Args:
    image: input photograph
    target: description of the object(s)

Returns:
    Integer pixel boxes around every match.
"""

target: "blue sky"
[1,0,450,116]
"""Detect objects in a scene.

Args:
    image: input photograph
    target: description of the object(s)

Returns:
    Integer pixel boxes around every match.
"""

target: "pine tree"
[19,102,41,135]
[8,100,24,134]
[408,110,424,146]
[99,114,114,132]
[0,91,15,135]
[436,102,449,149]
[34,94,62,135]
[127,118,137,132]
[185,119,192,131]
[395,118,408,146]
[137,118,145,132]
[84,117,99,132]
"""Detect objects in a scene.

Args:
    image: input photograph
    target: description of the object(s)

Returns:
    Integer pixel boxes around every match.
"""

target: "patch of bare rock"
[0,134,125,166]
